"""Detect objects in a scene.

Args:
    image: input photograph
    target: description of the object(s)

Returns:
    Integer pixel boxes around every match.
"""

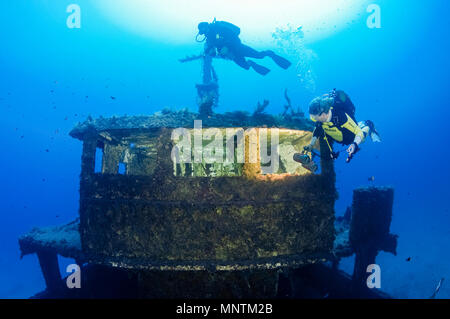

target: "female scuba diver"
[197,20,292,75]
[294,89,381,172]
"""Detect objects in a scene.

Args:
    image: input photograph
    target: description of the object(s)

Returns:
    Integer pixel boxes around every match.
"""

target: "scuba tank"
[213,20,241,37]
[330,88,356,120]
[196,18,241,42]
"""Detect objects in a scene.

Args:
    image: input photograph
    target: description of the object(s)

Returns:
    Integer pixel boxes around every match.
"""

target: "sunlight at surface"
[94,0,370,45]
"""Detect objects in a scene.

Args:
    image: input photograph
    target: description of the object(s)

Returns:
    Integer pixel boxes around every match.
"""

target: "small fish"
[406,257,411,262]
[110,96,116,100]
[45,149,50,152]
[368,176,375,182]
[430,278,445,299]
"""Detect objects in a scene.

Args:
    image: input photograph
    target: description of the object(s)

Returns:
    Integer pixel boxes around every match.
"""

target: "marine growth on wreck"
[70,110,336,270]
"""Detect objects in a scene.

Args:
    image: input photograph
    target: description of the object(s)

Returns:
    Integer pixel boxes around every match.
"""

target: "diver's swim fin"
[248,60,271,75]
[370,132,381,143]
[365,120,381,142]
[265,51,292,69]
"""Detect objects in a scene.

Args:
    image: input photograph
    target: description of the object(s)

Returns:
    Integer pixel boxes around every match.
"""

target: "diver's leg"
[239,44,267,59]
[358,121,381,142]
[232,54,270,75]
[238,45,291,69]
[239,44,291,69]
[247,60,271,75]
[232,55,251,70]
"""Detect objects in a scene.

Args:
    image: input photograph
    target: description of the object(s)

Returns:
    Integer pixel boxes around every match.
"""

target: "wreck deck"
[19,219,84,261]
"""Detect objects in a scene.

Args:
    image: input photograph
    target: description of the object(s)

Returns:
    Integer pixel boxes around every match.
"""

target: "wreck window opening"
[175,163,183,176]
[173,128,314,178]
[98,134,159,176]
[118,162,127,175]
[94,147,104,173]
[185,163,192,176]
[173,128,245,178]
[205,163,212,175]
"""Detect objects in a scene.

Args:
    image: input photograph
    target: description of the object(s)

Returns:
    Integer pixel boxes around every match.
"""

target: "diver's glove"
[303,145,313,153]
[346,143,359,163]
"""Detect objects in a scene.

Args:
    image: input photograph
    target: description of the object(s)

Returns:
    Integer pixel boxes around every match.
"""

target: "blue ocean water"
[0,1,449,298]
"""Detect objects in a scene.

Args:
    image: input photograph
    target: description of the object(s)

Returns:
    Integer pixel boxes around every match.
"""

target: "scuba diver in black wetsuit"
[197,20,292,75]
[294,89,381,172]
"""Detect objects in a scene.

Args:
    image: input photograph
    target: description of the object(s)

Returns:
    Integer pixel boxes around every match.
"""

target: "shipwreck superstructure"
[19,110,397,298]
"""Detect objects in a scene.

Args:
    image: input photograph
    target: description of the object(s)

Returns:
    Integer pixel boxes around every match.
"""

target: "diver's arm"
[353,135,363,146]
[304,137,317,152]
[352,128,364,146]
[308,136,318,148]
[305,127,320,151]
[340,113,363,160]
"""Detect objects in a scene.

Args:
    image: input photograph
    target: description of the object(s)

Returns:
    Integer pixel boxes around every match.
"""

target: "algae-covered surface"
[18,220,83,260]
[17,219,349,272]
[70,110,314,140]
[75,122,336,268]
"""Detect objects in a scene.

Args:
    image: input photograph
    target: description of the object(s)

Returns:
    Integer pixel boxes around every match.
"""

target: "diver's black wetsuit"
[311,91,365,155]
[204,21,291,75]
[312,107,364,146]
